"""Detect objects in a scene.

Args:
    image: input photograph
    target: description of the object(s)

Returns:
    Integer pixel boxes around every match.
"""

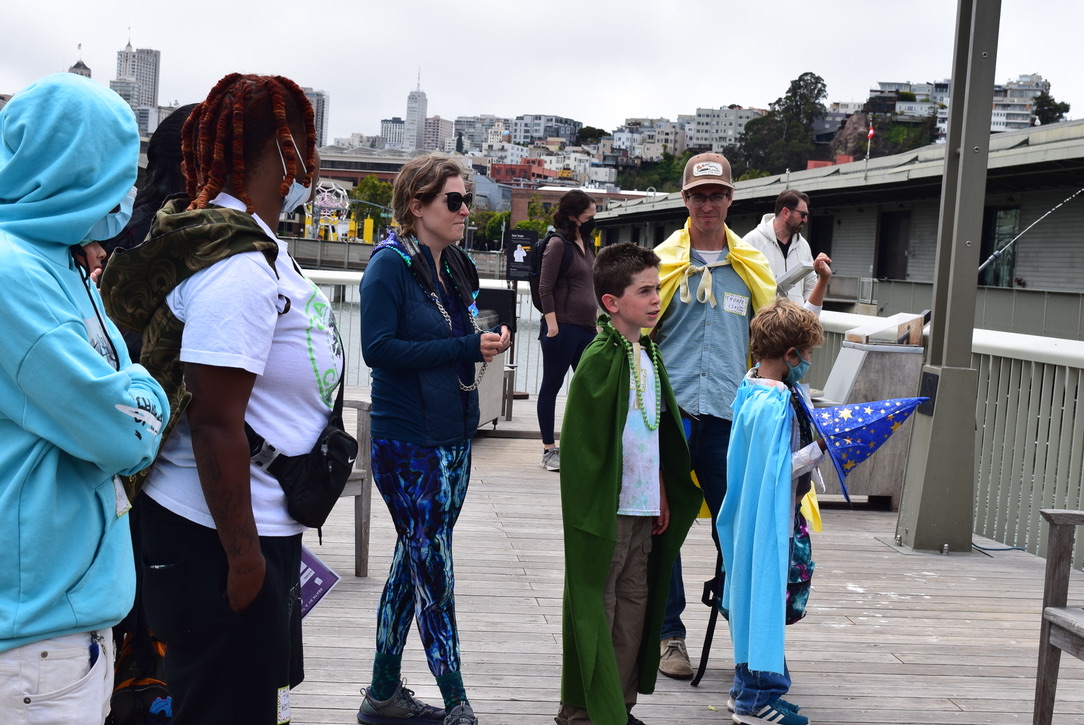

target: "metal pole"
[896,0,1001,553]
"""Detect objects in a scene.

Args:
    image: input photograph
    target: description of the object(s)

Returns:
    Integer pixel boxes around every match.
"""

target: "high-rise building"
[111,42,159,108]
[688,106,764,152]
[303,88,329,147]
[68,60,91,79]
[423,115,454,151]
[381,117,406,150]
[109,40,160,134]
[510,114,583,147]
[454,114,511,151]
[404,77,427,152]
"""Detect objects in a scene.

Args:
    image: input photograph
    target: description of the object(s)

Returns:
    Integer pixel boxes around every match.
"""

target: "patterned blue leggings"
[371,437,471,676]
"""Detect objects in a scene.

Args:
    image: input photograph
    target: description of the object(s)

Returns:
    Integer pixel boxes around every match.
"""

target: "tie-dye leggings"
[371,437,471,676]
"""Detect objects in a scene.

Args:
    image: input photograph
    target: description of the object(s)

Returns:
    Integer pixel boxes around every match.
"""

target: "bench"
[1033,509,1084,725]
[341,398,373,578]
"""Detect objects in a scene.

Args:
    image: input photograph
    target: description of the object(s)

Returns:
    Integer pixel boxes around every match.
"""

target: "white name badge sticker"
[723,292,750,317]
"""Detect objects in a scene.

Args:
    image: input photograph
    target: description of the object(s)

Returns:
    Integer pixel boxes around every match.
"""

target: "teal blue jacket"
[0,74,170,652]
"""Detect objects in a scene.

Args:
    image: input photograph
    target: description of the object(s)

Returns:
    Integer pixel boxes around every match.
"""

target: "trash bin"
[814,340,925,509]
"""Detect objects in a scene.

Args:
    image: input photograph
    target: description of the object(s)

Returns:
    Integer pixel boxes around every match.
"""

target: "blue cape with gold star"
[803,396,928,501]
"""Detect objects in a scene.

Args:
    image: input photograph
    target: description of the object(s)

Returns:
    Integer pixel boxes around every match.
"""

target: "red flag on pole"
[867,124,875,140]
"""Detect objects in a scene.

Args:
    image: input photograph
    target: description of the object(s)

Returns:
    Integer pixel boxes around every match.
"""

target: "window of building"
[979,207,1019,288]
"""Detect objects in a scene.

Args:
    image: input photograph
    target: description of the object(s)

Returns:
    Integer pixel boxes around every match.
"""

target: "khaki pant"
[557,515,653,725]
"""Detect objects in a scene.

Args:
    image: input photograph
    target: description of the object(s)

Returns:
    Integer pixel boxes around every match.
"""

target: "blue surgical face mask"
[83,185,136,242]
[277,135,310,214]
[784,347,812,386]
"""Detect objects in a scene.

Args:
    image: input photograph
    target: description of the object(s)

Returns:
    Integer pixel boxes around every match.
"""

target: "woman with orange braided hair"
[101,73,340,725]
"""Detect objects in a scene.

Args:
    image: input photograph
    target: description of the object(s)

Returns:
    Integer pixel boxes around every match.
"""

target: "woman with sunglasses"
[358,153,509,725]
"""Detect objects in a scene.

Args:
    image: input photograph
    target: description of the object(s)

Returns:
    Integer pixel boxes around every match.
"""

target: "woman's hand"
[480,332,504,362]
[544,312,559,338]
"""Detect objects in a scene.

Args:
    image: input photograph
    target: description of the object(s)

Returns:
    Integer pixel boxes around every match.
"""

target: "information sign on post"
[506,229,537,281]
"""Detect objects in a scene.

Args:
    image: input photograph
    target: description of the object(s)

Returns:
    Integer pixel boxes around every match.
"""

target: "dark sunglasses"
[443,191,473,212]
[787,207,810,220]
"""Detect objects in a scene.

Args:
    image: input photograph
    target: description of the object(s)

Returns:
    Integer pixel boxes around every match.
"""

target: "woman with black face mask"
[536,189,598,473]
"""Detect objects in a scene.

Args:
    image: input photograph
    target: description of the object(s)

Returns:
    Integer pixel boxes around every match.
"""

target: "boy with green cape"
[556,243,702,725]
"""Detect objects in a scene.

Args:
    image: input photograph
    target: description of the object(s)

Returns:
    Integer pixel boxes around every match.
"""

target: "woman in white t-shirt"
[103,73,338,725]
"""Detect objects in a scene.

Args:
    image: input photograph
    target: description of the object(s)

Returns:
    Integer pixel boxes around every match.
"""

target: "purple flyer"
[299,545,341,618]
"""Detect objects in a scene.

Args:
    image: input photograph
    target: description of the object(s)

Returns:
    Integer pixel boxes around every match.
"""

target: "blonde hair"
[750,298,824,361]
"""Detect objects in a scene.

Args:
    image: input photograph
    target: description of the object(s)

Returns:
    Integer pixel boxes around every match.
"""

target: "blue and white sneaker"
[731,698,808,725]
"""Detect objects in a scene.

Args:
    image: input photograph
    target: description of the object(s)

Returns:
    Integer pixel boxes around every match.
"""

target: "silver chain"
[428,291,488,392]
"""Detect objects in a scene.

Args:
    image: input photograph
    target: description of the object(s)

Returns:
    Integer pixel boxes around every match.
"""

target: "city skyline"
[4,1,1082,144]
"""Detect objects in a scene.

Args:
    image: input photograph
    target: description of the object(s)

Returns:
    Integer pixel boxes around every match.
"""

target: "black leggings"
[536,319,596,445]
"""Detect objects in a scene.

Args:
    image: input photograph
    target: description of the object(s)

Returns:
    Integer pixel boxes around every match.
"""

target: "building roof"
[598,119,1084,222]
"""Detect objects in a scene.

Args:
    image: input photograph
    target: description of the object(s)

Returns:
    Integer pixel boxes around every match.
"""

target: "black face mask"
[579,218,597,238]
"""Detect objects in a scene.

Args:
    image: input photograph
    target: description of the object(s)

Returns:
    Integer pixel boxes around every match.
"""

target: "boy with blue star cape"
[717,299,826,725]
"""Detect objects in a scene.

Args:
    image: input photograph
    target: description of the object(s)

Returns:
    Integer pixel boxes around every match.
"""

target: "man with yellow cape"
[651,153,778,681]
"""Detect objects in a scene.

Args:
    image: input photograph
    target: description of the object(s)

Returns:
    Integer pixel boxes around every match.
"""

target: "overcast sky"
[3,1,1078,142]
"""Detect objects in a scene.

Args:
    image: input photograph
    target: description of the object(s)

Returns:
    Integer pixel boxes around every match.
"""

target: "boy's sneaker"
[731,698,809,725]
[357,681,445,724]
[444,702,477,725]
[728,698,801,714]
[541,447,560,471]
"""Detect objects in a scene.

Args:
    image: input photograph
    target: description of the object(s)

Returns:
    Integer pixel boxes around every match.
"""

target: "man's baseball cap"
[682,153,734,192]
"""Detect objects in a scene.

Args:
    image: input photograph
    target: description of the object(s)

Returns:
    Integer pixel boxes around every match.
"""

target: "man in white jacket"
[743,190,819,305]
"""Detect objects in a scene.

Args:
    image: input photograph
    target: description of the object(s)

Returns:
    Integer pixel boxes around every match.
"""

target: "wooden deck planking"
[294,411,1084,725]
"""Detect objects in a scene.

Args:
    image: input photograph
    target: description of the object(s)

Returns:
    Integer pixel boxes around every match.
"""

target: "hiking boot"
[658,637,693,679]
[541,447,560,471]
[444,702,478,725]
[357,681,445,724]
[731,699,809,725]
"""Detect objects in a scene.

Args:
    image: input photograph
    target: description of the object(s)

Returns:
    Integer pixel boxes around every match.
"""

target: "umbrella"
[802,396,929,502]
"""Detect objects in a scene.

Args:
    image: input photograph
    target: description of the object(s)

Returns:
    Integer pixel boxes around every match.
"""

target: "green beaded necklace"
[602,318,662,431]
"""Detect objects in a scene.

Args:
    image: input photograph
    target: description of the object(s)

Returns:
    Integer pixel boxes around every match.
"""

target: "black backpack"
[528,231,574,313]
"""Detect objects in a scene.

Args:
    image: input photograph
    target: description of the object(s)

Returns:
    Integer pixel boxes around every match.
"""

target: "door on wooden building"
[808,214,834,260]
[876,210,910,280]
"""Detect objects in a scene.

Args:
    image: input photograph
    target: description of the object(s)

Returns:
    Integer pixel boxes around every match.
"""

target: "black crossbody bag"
[244,372,358,540]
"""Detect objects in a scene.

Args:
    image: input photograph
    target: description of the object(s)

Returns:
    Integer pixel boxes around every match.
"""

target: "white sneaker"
[541,447,560,471]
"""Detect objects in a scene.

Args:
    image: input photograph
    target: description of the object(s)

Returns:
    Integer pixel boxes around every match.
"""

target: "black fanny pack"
[245,377,358,537]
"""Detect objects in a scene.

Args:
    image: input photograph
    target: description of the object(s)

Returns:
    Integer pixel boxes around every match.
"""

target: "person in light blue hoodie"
[0,73,170,725]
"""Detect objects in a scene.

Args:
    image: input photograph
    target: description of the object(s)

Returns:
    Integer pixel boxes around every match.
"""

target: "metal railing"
[308,270,562,395]
[310,268,1084,564]
[814,311,1084,566]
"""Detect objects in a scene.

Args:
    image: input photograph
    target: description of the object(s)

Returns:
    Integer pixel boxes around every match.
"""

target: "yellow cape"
[651,219,780,519]
[653,219,777,322]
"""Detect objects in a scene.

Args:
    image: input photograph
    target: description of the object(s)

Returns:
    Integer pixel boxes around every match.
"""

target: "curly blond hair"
[750,298,824,361]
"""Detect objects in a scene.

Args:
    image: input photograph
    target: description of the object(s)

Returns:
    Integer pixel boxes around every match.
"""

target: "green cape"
[559,320,702,725]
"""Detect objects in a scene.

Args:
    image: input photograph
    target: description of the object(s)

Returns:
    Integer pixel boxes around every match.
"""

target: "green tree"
[577,126,609,145]
[485,211,510,244]
[349,174,394,237]
[514,194,554,235]
[455,132,464,153]
[350,174,393,210]
[614,149,694,191]
[1033,90,1070,126]
[735,72,829,176]
[469,209,496,247]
